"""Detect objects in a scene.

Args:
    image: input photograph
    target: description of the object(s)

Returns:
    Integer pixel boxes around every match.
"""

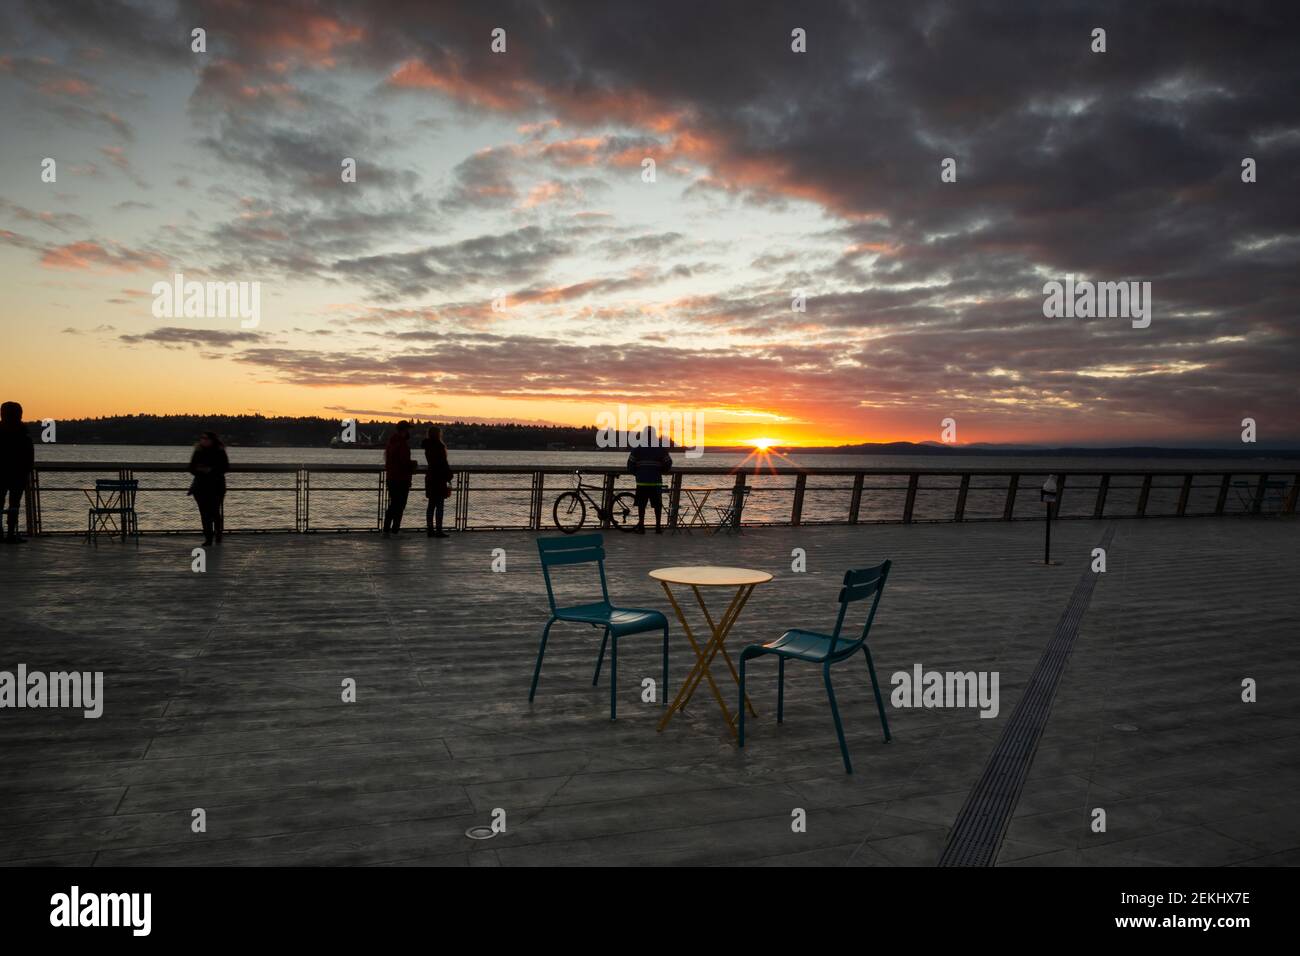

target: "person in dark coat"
[188,431,230,546]
[0,401,35,544]
[382,421,417,536]
[421,426,453,538]
[627,426,672,534]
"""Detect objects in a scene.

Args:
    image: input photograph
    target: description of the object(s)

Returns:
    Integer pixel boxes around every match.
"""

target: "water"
[31,445,1295,533]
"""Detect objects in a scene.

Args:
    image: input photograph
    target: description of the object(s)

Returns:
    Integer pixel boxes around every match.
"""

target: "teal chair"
[530,534,669,720]
[738,561,892,773]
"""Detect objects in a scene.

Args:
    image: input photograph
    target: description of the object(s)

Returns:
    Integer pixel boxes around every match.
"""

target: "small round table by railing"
[649,565,773,738]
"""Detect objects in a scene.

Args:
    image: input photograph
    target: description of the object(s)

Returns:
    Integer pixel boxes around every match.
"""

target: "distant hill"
[27,414,604,451]
[23,415,1300,458]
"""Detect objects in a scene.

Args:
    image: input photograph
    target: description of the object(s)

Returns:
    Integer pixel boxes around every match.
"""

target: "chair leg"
[824,665,852,774]
[661,624,670,707]
[777,657,785,723]
[593,627,610,686]
[609,634,618,720]
[862,644,891,742]
[738,656,748,747]
[528,620,555,702]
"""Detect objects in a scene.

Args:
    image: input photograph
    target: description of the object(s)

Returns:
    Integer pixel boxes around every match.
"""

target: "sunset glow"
[0,3,1294,447]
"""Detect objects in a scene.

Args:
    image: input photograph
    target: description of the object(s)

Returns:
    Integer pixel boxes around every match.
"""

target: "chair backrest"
[827,560,891,657]
[95,479,139,505]
[537,533,609,611]
[720,486,751,518]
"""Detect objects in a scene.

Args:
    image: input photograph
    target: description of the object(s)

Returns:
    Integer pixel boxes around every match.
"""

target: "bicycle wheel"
[610,491,638,529]
[552,491,587,533]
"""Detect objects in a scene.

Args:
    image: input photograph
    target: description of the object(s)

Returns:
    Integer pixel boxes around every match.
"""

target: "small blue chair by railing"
[87,479,141,547]
[530,533,669,720]
[738,560,892,773]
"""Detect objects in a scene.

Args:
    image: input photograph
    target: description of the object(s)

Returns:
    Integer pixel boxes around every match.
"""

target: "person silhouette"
[422,426,453,538]
[187,431,229,546]
[0,401,34,544]
[382,421,417,536]
[627,426,672,534]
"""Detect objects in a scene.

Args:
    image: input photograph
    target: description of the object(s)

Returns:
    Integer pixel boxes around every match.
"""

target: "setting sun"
[747,438,781,451]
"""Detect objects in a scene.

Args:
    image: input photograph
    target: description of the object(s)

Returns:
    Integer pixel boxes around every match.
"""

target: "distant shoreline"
[31,441,1300,459]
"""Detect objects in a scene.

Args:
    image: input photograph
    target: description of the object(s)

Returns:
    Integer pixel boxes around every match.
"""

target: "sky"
[1,0,1297,447]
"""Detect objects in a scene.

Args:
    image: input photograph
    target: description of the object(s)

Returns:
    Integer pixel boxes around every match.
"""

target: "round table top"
[649,566,773,587]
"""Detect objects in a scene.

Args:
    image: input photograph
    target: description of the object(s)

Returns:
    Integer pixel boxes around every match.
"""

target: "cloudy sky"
[1,0,1296,445]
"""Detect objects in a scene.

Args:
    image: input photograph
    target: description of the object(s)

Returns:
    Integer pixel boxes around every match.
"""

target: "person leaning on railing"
[0,401,34,544]
[187,431,230,546]
[627,426,673,535]
[382,421,418,537]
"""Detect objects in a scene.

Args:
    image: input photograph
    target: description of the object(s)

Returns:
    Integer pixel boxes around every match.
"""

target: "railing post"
[1002,474,1018,521]
[1286,474,1300,515]
[1252,473,1269,514]
[1136,474,1152,517]
[849,472,863,524]
[954,473,970,522]
[600,472,616,528]
[1094,474,1110,518]
[530,471,544,530]
[457,471,469,530]
[1215,474,1231,515]
[26,469,39,536]
[791,473,807,526]
[903,474,919,524]
[731,472,746,529]
[1057,474,1067,513]
[1176,474,1192,517]
[668,471,683,529]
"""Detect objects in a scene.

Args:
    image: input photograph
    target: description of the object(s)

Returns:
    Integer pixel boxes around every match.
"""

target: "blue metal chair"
[738,561,892,773]
[87,479,140,547]
[530,534,669,720]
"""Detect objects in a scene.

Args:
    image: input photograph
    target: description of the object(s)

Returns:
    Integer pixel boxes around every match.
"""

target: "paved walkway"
[0,517,1295,865]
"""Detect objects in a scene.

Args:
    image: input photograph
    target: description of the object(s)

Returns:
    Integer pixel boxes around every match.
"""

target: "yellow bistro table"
[651,566,773,738]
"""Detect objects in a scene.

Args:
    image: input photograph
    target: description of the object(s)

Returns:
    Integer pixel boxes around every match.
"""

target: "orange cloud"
[39,76,95,97]
[387,58,536,111]
[242,14,363,68]
[40,240,166,273]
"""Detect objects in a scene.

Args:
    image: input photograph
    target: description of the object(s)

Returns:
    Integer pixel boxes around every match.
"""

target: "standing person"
[187,431,229,546]
[421,425,453,538]
[382,421,417,537]
[0,401,34,544]
[627,426,672,535]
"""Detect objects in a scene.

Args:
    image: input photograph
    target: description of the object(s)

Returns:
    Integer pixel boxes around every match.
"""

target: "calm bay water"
[32,445,1295,532]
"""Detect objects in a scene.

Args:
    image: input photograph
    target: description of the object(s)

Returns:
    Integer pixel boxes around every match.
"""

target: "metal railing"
[22,462,1298,535]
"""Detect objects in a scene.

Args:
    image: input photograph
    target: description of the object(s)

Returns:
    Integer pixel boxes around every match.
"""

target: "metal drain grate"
[938,525,1116,867]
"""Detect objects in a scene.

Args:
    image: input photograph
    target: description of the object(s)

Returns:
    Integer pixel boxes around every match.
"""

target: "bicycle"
[552,470,638,534]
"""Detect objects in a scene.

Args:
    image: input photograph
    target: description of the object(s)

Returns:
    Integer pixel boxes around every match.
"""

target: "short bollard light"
[1040,475,1058,565]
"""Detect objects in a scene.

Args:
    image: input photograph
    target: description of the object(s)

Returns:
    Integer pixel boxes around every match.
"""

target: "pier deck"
[1,518,1296,866]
